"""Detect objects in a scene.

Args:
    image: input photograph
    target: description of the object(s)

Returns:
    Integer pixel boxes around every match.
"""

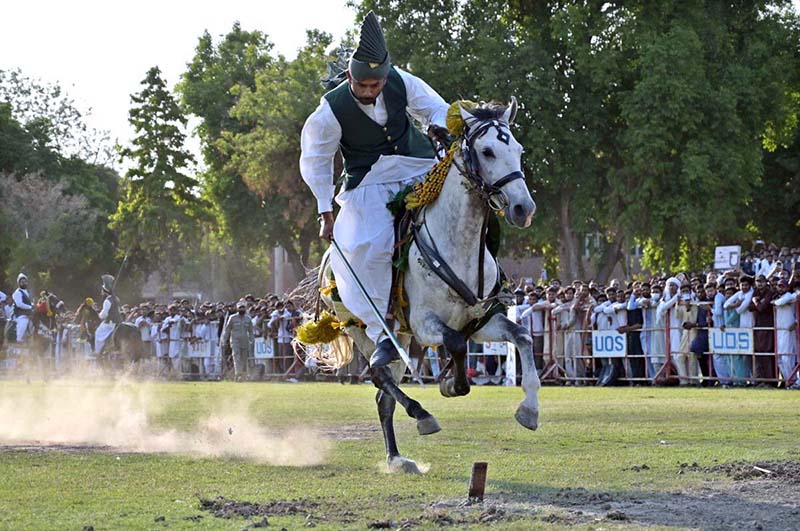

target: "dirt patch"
[526,463,800,531]
[197,461,800,530]
[0,443,122,455]
[705,460,800,483]
[322,423,380,441]
[198,496,318,520]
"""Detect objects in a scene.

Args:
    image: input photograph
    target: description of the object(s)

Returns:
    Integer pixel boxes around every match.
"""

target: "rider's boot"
[370,338,400,368]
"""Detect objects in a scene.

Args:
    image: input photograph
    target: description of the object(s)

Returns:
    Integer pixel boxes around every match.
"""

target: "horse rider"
[300,10,451,368]
[221,301,254,381]
[12,273,34,343]
[95,274,122,356]
[74,297,100,351]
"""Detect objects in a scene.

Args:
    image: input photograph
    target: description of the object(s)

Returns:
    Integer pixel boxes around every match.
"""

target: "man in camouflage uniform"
[221,301,254,381]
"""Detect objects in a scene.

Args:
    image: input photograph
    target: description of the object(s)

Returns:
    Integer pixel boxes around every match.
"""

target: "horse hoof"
[439,378,470,398]
[388,456,423,474]
[439,379,454,398]
[416,415,441,436]
[515,404,539,431]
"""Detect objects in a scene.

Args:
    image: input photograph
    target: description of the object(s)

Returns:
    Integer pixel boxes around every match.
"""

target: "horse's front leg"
[439,327,470,398]
[472,313,540,430]
[409,312,469,398]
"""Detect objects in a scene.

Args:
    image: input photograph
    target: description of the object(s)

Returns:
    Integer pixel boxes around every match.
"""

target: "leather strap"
[413,224,479,307]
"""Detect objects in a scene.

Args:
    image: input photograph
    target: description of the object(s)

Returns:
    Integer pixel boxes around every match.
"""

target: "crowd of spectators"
[507,244,800,389]
[0,290,311,381]
[1,243,798,388]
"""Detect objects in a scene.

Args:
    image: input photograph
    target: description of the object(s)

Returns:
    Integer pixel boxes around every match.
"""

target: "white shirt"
[605,301,628,329]
[773,291,798,330]
[98,297,112,321]
[593,301,613,330]
[12,288,33,311]
[724,288,755,328]
[135,316,152,341]
[0,291,6,304]
[300,67,449,213]
[161,315,186,341]
[520,302,550,336]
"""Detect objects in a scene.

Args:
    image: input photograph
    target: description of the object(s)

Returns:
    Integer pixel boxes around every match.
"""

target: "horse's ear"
[502,96,518,124]
[458,102,478,129]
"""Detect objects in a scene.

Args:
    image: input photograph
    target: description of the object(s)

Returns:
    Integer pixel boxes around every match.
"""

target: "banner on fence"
[483,342,507,355]
[188,340,212,358]
[710,328,753,354]
[254,338,275,359]
[592,330,627,358]
[714,245,741,270]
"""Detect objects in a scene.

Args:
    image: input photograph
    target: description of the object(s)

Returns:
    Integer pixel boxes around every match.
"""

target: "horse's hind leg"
[472,313,540,431]
[370,365,440,436]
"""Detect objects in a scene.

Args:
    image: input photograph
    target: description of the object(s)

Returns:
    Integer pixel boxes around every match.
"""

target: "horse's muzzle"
[509,198,536,228]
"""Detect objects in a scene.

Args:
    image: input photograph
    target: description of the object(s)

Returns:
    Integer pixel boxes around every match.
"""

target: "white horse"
[318,98,538,472]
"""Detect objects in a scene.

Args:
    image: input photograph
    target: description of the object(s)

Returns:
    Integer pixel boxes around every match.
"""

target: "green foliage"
[222,30,334,269]
[110,67,209,284]
[177,24,281,290]
[0,68,114,166]
[0,86,119,302]
[360,0,800,279]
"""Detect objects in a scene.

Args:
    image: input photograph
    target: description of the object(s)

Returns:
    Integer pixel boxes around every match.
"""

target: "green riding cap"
[349,11,391,81]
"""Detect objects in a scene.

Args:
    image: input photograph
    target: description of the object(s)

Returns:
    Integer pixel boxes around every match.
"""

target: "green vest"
[324,68,436,190]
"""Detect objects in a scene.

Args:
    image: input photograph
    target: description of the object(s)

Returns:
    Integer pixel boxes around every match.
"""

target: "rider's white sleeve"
[300,98,342,213]
[98,298,111,321]
[396,67,449,128]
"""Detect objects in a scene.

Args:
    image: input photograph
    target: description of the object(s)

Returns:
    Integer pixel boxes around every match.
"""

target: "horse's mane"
[468,101,507,122]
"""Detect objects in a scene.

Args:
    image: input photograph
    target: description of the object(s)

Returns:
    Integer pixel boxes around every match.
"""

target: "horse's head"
[458,98,536,228]
[42,291,67,315]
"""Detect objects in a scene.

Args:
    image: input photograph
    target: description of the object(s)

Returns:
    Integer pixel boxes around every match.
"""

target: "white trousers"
[95,322,115,354]
[15,315,30,343]
[331,175,423,345]
[777,330,798,381]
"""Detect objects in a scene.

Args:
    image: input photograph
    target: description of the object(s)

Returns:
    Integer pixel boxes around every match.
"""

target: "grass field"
[0,380,798,531]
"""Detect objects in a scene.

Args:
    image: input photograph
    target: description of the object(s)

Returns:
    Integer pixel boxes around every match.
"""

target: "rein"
[413,117,523,307]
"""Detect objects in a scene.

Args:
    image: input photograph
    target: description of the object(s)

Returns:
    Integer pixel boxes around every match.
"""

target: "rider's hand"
[319,211,334,242]
[427,124,452,148]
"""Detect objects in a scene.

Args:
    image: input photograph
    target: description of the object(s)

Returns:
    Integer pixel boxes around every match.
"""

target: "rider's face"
[346,72,387,105]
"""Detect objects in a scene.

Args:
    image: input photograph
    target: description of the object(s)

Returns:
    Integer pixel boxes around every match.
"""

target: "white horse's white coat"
[321,100,540,430]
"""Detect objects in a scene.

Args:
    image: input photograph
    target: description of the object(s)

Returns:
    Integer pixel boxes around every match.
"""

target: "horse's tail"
[294,311,355,370]
[294,332,353,371]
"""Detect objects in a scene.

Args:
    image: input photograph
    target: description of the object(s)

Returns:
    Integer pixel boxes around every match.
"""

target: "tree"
[178,23,279,293]
[110,67,208,287]
[221,30,333,273]
[0,98,119,302]
[359,0,800,279]
[0,68,114,166]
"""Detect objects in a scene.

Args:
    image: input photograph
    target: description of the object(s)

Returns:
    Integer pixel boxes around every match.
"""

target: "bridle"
[454,118,526,214]
[412,115,526,307]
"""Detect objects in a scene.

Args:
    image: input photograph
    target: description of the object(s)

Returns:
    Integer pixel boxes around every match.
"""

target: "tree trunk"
[595,232,626,284]
[558,192,582,282]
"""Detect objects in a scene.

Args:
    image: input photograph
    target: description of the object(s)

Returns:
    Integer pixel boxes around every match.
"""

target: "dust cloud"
[0,378,329,466]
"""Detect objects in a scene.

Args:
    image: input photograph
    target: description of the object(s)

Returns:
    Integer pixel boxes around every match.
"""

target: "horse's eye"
[482,148,495,158]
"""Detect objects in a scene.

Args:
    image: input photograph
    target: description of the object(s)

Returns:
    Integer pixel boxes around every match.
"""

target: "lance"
[330,238,424,385]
